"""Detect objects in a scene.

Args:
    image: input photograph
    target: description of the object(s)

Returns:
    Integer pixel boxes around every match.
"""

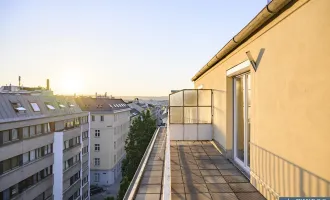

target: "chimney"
[46,79,50,90]
[95,92,97,98]
[105,92,107,97]
[19,76,21,87]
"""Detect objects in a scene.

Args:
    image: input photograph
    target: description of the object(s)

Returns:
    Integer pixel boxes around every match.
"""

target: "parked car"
[90,185,104,196]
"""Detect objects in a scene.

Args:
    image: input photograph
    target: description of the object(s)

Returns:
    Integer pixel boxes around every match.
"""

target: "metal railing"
[162,127,171,200]
[123,127,161,200]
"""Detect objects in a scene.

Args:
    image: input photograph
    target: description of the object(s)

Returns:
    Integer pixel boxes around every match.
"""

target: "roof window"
[30,102,40,112]
[45,102,55,110]
[11,102,26,113]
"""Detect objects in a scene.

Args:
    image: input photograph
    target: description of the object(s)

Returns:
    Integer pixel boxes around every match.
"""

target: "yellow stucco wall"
[194,0,330,198]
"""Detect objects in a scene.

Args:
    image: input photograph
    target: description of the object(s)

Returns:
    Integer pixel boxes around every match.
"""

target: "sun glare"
[59,69,84,95]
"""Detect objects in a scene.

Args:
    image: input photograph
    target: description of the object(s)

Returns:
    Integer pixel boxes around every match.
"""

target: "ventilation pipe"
[46,79,50,90]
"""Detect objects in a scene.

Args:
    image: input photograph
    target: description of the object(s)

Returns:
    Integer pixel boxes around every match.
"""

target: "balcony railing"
[123,127,162,200]
[169,89,213,140]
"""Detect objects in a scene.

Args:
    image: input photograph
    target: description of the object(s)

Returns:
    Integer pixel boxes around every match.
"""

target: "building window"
[29,126,36,137]
[45,102,55,110]
[58,102,66,108]
[74,118,80,127]
[95,130,100,137]
[63,153,80,171]
[92,115,95,121]
[100,115,104,121]
[94,158,100,166]
[83,190,89,199]
[0,166,52,200]
[70,171,80,185]
[22,127,29,138]
[30,103,40,112]
[68,189,80,200]
[82,175,88,186]
[43,123,50,133]
[114,114,117,122]
[94,173,100,182]
[82,131,88,140]
[65,120,74,129]
[0,143,53,175]
[114,141,116,149]
[36,125,42,135]
[80,116,88,124]
[11,102,26,113]
[95,144,100,151]
[63,136,80,151]
[82,146,88,155]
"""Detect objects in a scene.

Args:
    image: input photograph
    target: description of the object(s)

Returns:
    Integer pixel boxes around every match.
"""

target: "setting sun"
[58,69,84,95]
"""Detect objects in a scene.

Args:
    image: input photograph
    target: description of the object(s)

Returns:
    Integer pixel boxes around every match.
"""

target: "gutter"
[191,0,293,81]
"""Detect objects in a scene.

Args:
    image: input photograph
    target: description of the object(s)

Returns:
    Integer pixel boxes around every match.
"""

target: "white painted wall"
[169,124,213,141]
[90,110,130,186]
[53,131,63,200]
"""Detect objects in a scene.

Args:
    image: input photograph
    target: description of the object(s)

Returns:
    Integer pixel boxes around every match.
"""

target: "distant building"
[75,97,130,186]
[0,88,90,200]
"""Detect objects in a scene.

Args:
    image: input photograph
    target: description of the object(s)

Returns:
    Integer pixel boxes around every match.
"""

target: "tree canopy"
[117,110,156,200]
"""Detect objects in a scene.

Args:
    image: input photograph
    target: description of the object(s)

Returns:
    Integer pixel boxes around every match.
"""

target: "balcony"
[123,89,266,200]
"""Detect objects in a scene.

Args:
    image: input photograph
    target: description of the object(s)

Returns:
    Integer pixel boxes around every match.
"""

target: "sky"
[0,0,266,96]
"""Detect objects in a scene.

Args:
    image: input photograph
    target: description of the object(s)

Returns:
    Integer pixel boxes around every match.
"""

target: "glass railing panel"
[169,107,183,123]
[184,107,198,123]
[198,90,212,106]
[169,91,183,106]
[183,90,197,106]
[198,107,212,123]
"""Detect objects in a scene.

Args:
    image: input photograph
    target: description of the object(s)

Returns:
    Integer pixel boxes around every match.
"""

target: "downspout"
[191,0,293,81]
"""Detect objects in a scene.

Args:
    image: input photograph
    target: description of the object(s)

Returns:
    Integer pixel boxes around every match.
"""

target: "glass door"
[233,73,251,173]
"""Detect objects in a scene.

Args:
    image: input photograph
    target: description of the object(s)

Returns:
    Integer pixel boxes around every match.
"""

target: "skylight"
[30,103,40,112]
[15,107,27,111]
[59,104,65,108]
[45,103,55,110]
[67,102,75,107]
[11,102,26,113]
[109,104,113,108]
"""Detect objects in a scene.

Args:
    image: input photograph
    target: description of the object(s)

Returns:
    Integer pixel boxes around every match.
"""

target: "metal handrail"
[162,127,171,200]
[123,127,161,200]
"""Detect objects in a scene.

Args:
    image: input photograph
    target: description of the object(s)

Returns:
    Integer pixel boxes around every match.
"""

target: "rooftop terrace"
[123,89,265,200]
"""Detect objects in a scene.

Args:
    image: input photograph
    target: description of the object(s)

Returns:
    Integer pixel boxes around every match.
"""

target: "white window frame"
[95,144,100,151]
[94,158,100,166]
[94,173,100,182]
[95,130,100,137]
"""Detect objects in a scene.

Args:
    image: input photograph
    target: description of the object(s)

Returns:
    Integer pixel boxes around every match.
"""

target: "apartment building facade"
[75,97,130,186]
[189,0,330,199]
[0,91,90,200]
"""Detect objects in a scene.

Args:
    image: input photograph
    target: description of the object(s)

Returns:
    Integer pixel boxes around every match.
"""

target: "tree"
[117,110,156,200]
